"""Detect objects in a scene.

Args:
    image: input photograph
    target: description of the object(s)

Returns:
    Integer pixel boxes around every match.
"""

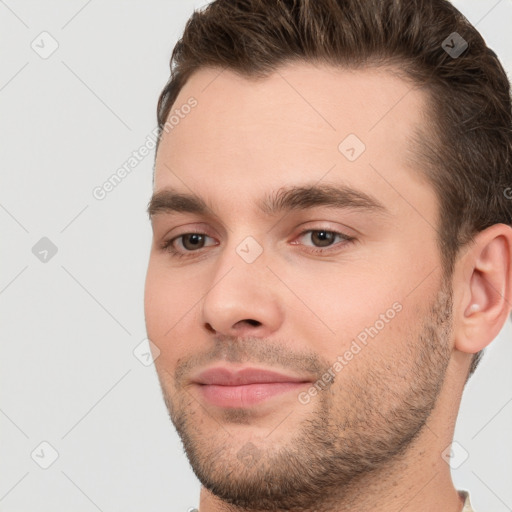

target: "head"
[145,0,512,510]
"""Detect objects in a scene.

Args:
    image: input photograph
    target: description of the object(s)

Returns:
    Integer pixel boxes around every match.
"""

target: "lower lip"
[197,382,308,408]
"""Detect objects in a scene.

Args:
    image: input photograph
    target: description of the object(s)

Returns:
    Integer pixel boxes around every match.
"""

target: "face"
[144,63,453,510]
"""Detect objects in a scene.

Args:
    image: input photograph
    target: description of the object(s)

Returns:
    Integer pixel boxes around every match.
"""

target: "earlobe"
[454,224,512,355]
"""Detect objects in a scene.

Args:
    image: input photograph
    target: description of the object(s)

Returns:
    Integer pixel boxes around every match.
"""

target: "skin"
[144,63,512,512]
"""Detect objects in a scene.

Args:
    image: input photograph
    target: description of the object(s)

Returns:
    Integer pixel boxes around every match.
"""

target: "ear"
[453,223,512,355]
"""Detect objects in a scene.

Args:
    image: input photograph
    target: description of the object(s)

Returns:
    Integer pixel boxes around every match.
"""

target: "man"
[144,0,512,510]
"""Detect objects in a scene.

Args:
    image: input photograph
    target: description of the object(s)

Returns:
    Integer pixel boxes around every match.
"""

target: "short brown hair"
[155,0,512,376]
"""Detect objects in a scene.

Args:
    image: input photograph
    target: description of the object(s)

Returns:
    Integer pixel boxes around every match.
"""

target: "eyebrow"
[147,183,387,218]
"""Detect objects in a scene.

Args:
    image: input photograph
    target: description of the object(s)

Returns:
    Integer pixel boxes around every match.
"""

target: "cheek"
[144,262,169,339]
[278,264,402,336]
[279,262,426,370]
[144,259,201,359]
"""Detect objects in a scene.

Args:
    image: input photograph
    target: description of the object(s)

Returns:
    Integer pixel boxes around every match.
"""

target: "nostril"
[205,323,216,333]
[205,319,261,333]
[243,319,261,327]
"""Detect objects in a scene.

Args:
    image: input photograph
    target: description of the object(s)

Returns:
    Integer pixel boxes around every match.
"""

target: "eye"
[294,229,354,253]
[177,233,209,251]
[161,228,355,259]
[162,232,217,257]
[301,230,338,247]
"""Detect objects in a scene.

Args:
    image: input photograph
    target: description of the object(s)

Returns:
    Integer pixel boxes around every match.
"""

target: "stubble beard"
[160,284,453,511]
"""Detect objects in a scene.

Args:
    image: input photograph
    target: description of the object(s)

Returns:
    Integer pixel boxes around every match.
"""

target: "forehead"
[154,62,433,219]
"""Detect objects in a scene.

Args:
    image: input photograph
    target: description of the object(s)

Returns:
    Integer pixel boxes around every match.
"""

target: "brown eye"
[162,232,218,258]
[293,228,354,254]
[309,230,337,247]
[180,233,206,250]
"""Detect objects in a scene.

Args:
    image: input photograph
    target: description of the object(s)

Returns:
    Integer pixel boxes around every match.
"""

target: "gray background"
[1,1,511,511]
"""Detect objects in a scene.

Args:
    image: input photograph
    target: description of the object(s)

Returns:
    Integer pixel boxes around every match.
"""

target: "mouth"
[191,366,312,408]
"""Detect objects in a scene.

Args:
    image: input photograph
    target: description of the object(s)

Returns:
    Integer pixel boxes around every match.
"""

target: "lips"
[192,366,312,408]
[194,367,311,386]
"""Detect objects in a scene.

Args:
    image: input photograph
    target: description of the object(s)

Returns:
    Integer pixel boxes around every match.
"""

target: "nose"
[201,256,284,338]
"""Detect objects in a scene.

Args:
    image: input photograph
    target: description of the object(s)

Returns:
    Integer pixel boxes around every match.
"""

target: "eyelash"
[161,228,355,259]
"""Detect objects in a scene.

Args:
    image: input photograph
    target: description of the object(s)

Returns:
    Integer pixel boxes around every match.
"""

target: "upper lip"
[193,366,312,386]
